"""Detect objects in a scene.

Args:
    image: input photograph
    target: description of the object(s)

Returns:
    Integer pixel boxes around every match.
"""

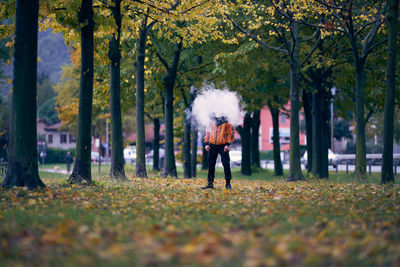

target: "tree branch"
[225,13,288,53]
[132,0,171,14]
[179,62,213,74]
[156,52,170,71]
[182,0,210,14]
[301,32,322,66]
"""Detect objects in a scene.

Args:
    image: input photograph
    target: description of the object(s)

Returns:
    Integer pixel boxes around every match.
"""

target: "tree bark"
[201,137,208,170]
[183,108,191,178]
[381,0,399,184]
[68,0,94,184]
[153,117,160,171]
[190,87,198,177]
[270,106,283,176]
[354,67,367,180]
[135,25,148,178]
[321,89,330,179]
[191,126,198,177]
[162,42,182,178]
[303,89,313,173]
[251,110,261,168]
[311,86,322,177]
[238,113,252,176]
[288,22,304,182]
[3,0,45,189]
[108,0,126,180]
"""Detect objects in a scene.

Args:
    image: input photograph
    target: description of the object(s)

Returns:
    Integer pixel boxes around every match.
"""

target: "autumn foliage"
[1,177,400,265]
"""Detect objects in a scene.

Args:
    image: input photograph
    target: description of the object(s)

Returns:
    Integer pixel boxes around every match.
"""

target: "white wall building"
[37,120,76,150]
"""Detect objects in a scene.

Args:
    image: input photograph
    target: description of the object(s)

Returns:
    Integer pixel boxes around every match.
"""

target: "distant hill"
[0,29,71,97]
[37,29,71,82]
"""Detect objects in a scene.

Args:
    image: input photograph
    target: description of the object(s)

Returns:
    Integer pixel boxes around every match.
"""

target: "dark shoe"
[225,183,232,189]
[201,183,214,189]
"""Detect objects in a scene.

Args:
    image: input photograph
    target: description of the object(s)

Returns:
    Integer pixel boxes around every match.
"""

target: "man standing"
[202,115,234,189]
[66,152,74,174]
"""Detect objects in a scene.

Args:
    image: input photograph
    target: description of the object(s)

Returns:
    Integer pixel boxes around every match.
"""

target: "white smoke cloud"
[192,84,244,129]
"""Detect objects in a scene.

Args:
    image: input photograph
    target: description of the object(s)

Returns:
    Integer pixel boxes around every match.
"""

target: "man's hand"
[205,145,210,151]
[224,145,229,152]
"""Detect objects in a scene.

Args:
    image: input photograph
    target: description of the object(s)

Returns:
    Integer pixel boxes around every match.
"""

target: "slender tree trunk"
[311,87,321,177]
[109,0,126,180]
[183,109,191,178]
[311,83,328,178]
[303,89,313,173]
[354,67,367,180]
[321,89,330,179]
[162,77,177,177]
[191,126,198,177]
[135,26,147,178]
[251,110,261,168]
[381,0,399,184]
[238,113,252,176]
[162,42,182,177]
[201,137,208,170]
[288,22,304,181]
[190,87,198,177]
[68,0,94,184]
[270,106,283,176]
[153,118,160,171]
[3,0,45,189]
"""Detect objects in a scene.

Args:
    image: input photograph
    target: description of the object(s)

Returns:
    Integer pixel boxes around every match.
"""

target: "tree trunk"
[381,0,399,184]
[311,80,330,178]
[321,89,330,179]
[308,86,323,177]
[162,42,182,178]
[3,0,45,189]
[135,26,147,178]
[201,137,208,170]
[288,22,304,181]
[191,126,198,177]
[108,0,126,180]
[190,87,198,177]
[303,89,313,173]
[153,117,160,171]
[270,106,283,176]
[239,113,252,176]
[183,109,191,178]
[354,67,367,180]
[68,0,94,184]
[251,110,261,168]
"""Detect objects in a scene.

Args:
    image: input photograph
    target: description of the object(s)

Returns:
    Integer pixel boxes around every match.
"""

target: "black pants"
[207,144,232,183]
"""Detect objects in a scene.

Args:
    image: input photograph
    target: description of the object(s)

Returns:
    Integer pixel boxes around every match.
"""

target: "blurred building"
[37,119,76,150]
[260,104,307,151]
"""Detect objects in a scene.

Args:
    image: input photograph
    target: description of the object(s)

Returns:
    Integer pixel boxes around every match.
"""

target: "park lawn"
[1,173,400,266]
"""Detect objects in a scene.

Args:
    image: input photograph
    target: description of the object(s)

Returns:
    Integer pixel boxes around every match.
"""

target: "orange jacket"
[204,122,235,146]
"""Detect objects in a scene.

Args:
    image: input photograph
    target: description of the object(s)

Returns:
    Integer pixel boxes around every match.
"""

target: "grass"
[38,162,388,184]
[1,166,400,266]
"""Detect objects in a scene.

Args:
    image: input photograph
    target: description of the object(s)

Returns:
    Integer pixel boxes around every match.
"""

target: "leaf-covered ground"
[1,176,400,266]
